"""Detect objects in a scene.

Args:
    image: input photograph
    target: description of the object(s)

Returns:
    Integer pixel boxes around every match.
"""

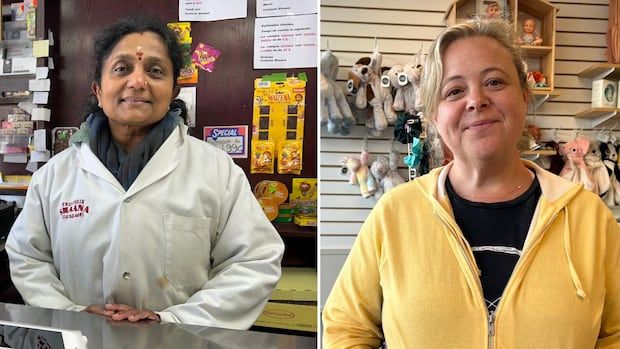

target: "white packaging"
[591,79,618,108]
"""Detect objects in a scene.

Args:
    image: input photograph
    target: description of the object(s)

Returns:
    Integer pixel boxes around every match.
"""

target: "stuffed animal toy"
[380,67,397,124]
[347,50,395,136]
[527,71,547,88]
[600,142,620,205]
[347,57,372,110]
[341,149,377,198]
[406,51,426,113]
[388,63,417,116]
[584,140,610,196]
[387,64,406,112]
[560,136,596,193]
[370,149,406,200]
[320,49,356,135]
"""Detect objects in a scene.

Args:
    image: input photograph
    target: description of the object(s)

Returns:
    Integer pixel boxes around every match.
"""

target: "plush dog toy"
[341,149,377,198]
[405,51,426,113]
[560,136,596,193]
[347,50,396,136]
[320,49,356,135]
[388,63,417,116]
[370,148,406,200]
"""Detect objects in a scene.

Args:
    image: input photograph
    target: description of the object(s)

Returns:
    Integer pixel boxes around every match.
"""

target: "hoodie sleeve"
[5,171,85,311]
[597,213,620,348]
[322,201,385,348]
[156,156,284,329]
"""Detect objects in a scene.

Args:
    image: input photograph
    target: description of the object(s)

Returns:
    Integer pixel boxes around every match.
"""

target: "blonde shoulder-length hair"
[421,19,531,120]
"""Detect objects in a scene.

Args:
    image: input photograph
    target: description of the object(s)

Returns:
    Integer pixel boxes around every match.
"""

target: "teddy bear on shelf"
[341,148,377,198]
[560,136,596,193]
[370,147,406,200]
[320,49,356,135]
[347,49,396,136]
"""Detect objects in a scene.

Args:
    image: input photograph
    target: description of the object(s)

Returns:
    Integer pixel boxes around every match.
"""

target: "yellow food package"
[290,178,317,216]
[278,140,302,175]
[251,140,275,174]
[167,22,192,44]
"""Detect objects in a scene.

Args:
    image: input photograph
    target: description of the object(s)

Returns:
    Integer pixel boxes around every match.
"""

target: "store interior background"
[319,0,616,306]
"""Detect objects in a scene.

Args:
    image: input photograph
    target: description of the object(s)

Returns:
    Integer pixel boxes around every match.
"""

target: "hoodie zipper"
[488,310,495,349]
[436,210,494,348]
[486,212,558,349]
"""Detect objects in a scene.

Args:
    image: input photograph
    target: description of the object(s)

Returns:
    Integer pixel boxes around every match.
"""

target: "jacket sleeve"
[597,213,620,348]
[322,202,385,348]
[156,159,284,329]
[5,173,85,312]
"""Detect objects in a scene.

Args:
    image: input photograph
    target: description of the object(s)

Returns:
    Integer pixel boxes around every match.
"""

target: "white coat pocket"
[163,214,212,293]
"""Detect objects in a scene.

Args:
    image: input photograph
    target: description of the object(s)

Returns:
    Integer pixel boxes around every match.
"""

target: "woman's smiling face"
[93,31,176,131]
[434,36,528,163]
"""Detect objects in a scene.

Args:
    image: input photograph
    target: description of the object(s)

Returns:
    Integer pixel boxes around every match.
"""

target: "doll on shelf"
[519,18,543,46]
[484,1,501,19]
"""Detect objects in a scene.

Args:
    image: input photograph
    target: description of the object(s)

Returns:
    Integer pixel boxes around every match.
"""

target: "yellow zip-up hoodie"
[322,161,620,349]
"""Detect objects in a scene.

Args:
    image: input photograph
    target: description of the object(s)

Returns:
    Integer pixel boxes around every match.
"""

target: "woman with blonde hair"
[322,19,620,348]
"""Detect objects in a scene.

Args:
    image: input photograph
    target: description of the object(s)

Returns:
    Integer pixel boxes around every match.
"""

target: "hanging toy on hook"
[340,137,377,198]
[320,41,356,135]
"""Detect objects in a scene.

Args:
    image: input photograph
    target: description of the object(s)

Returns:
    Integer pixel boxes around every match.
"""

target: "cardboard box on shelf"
[255,268,317,332]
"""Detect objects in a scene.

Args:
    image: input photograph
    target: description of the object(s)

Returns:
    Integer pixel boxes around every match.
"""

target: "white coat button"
[124,197,132,203]
[122,272,131,280]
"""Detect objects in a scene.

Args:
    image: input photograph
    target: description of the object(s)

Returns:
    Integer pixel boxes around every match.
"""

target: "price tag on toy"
[203,125,248,158]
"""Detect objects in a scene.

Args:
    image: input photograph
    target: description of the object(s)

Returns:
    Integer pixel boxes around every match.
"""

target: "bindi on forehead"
[136,46,143,60]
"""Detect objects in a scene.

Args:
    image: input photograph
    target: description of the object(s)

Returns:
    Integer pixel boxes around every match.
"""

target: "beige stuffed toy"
[347,49,396,136]
[320,49,356,135]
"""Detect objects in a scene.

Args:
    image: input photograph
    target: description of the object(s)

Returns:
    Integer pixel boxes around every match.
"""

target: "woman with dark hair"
[6,17,284,329]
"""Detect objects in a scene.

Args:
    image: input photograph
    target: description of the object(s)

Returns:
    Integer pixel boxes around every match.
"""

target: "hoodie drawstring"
[563,207,587,299]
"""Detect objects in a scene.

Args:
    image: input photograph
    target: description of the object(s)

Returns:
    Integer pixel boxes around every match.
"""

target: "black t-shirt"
[445,174,541,313]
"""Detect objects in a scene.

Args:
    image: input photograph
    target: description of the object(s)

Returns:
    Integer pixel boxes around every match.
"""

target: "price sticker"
[203,125,248,158]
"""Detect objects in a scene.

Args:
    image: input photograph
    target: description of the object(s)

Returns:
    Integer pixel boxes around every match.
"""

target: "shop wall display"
[319,0,615,307]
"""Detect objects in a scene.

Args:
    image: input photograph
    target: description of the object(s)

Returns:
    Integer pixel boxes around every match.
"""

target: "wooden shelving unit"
[445,0,558,91]
[575,64,620,127]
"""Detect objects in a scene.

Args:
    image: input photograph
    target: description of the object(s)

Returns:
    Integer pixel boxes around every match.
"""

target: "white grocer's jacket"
[6,124,284,329]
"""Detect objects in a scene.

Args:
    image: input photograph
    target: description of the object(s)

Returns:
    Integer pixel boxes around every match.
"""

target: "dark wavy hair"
[84,16,187,120]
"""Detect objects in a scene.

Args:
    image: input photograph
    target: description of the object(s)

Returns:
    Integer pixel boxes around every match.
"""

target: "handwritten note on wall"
[253,14,317,69]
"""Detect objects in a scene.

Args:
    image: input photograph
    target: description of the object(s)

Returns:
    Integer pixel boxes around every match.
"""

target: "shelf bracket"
[590,111,618,128]
[533,94,550,110]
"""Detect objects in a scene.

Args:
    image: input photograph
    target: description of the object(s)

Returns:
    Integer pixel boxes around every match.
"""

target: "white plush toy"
[320,49,356,135]
[370,147,406,200]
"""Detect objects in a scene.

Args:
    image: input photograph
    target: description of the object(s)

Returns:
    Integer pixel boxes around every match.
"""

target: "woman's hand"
[85,303,160,322]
